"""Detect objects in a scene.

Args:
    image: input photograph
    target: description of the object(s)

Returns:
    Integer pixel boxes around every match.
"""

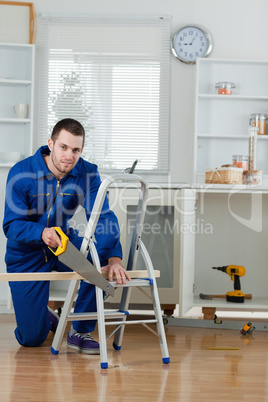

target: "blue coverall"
[3,146,122,347]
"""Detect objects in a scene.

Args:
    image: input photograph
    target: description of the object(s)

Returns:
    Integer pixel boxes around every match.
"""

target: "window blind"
[35,15,171,173]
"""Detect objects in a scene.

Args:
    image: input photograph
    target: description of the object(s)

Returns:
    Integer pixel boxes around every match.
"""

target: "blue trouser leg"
[9,280,51,347]
[7,234,106,346]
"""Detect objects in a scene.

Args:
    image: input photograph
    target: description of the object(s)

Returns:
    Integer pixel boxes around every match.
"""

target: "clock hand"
[184,37,196,46]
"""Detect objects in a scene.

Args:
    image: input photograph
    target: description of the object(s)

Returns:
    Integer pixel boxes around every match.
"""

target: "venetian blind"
[35,15,171,173]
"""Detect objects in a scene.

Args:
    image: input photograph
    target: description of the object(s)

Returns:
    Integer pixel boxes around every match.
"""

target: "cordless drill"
[212,265,246,303]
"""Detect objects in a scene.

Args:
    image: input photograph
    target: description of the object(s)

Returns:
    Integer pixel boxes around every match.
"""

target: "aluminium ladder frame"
[51,173,170,369]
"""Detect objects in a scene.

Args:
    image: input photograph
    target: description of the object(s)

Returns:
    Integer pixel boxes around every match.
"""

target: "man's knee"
[15,326,49,347]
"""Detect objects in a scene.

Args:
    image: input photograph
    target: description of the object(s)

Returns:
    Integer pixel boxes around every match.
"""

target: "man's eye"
[74,149,80,153]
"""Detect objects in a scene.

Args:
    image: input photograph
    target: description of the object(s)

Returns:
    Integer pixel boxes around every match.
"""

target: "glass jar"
[215,82,235,95]
[248,126,258,171]
[249,113,268,135]
[232,155,248,171]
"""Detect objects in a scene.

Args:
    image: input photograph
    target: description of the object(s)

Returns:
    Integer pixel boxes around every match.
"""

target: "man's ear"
[48,138,53,152]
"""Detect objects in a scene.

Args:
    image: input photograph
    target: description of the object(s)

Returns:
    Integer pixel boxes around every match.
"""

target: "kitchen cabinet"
[194,58,268,185]
[179,186,268,317]
[0,43,35,166]
[185,58,268,318]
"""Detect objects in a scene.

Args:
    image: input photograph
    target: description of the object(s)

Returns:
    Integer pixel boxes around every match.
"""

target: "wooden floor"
[1,314,268,401]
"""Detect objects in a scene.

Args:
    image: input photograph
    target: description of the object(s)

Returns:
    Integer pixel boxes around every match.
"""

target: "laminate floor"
[0,314,268,401]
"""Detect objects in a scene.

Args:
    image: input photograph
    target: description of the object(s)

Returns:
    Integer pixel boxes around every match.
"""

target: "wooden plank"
[0,270,160,282]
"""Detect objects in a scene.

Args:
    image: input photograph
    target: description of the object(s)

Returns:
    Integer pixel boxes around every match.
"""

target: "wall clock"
[171,25,213,64]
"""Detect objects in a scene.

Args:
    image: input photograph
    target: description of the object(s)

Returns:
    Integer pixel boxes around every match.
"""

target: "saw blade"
[58,241,114,297]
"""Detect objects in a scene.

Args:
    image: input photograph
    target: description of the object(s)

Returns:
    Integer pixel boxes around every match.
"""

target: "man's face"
[48,129,83,177]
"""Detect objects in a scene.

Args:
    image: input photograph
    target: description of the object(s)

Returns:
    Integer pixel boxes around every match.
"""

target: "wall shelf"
[0,43,34,158]
[194,58,268,186]
[0,79,31,86]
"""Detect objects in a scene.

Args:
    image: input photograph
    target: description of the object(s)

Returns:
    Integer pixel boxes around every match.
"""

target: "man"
[3,118,130,354]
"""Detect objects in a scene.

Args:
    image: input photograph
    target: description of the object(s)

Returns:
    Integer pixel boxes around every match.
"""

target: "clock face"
[171,25,212,64]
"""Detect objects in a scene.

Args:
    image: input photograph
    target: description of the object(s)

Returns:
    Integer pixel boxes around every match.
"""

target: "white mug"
[13,103,28,119]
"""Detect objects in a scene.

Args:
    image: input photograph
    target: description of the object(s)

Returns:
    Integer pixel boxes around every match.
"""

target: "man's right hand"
[41,227,62,248]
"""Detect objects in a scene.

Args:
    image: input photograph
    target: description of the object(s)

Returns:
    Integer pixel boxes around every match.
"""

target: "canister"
[215,82,235,95]
[249,113,268,135]
[232,155,248,171]
[244,170,263,186]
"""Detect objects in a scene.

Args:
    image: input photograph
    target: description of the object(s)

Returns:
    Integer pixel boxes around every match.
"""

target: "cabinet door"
[108,187,180,305]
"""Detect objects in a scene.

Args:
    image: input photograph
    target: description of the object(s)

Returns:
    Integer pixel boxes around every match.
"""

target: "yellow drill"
[212,265,246,303]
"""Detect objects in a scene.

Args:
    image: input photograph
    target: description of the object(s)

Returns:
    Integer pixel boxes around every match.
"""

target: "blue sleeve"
[83,167,122,262]
[3,166,45,244]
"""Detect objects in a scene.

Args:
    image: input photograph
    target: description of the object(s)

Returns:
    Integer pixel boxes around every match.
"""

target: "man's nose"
[66,149,73,159]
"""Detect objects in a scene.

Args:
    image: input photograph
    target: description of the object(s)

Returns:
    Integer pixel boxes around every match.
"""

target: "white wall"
[31,0,268,184]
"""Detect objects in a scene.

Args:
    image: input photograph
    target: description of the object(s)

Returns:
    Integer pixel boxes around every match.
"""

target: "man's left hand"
[101,257,131,285]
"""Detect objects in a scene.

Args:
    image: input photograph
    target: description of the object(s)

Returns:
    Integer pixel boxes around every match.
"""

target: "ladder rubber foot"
[113,342,121,351]
[162,357,170,364]
[101,362,108,369]
[51,346,59,355]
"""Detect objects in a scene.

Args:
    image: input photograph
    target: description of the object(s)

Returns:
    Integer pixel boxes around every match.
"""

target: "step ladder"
[51,173,170,369]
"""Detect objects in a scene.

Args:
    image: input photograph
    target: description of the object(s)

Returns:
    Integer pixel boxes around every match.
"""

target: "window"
[35,15,171,173]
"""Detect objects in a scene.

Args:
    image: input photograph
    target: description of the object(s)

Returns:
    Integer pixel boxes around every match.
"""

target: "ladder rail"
[80,173,148,262]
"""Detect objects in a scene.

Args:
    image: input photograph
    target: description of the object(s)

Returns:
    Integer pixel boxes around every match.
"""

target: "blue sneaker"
[67,331,100,355]
[48,307,59,334]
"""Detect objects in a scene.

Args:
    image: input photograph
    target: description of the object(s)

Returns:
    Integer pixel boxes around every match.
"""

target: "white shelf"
[198,94,268,101]
[0,163,18,168]
[197,134,261,139]
[0,79,31,86]
[197,134,268,142]
[193,297,268,311]
[0,118,30,123]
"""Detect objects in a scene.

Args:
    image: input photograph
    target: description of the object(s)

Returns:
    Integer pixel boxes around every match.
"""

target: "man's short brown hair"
[51,118,85,147]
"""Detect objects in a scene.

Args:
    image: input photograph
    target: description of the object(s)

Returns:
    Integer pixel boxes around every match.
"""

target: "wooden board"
[0,270,160,282]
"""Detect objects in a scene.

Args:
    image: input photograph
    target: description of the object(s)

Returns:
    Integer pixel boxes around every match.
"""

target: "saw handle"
[48,227,69,256]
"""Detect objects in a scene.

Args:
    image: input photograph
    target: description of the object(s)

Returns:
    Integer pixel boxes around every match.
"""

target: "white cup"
[13,103,28,119]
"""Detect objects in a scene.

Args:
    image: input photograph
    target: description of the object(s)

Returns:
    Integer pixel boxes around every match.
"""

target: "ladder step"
[66,310,127,321]
[111,278,153,287]
[104,319,158,326]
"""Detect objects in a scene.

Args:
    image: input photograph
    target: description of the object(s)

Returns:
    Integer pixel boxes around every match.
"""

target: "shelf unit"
[194,58,268,185]
[0,43,35,164]
[0,43,35,306]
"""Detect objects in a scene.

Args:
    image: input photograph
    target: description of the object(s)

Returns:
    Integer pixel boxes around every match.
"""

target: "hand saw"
[48,227,114,297]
